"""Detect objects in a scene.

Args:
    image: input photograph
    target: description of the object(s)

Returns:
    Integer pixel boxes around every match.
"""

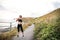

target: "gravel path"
[12,24,34,40]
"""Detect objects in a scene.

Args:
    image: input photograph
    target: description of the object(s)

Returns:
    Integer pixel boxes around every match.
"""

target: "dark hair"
[19,15,22,18]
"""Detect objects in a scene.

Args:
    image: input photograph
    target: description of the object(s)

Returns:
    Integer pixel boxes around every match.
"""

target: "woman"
[15,15,24,37]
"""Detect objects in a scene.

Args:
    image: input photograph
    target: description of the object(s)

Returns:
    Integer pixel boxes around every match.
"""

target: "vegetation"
[34,8,60,40]
[0,17,33,40]
[0,27,17,40]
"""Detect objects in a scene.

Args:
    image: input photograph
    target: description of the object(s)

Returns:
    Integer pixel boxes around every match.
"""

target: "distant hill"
[22,17,34,24]
[34,8,60,23]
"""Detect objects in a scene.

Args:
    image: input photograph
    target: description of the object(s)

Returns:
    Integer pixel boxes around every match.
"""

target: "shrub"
[34,17,60,40]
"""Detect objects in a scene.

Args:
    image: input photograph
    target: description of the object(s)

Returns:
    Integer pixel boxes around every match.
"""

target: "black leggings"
[17,24,23,32]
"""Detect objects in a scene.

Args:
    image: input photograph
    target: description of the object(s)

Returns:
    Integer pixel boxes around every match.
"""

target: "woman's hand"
[13,18,18,22]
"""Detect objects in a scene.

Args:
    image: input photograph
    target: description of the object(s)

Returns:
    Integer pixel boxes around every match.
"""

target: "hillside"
[34,8,60,40]
[0,17,34,40]
[34,8,60,23]
[22,17,34,24]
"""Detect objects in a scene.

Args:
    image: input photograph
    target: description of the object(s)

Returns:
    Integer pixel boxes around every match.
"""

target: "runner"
[14,15,24,37]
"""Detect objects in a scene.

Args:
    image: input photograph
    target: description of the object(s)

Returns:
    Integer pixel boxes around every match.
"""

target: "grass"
[34,17,60,40]
[33,8,60,40]
[0,17,33,40]
[0,22,31,40]
[0,27,17,40]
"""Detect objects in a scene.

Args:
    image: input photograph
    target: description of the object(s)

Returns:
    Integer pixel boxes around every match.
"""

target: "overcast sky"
[0,0,60,19]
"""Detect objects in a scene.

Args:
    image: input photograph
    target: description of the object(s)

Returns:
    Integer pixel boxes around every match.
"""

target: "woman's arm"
[14,18,18,22]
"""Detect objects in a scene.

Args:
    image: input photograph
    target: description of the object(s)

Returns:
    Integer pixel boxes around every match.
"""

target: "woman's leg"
[20,25,24,37]
[17,24,20,37]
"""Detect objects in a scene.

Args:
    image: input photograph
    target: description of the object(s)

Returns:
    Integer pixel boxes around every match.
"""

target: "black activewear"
[18,19,22,22]
[17,24,23,32]
[17,19,23,32]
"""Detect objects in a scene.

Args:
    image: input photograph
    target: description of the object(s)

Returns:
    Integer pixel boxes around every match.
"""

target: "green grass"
[34,8,60,40]
[34,17,60,40]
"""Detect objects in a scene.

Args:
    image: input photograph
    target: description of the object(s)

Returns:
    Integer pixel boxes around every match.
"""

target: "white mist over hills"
[0,0,60,20]
[0,0,60,29]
